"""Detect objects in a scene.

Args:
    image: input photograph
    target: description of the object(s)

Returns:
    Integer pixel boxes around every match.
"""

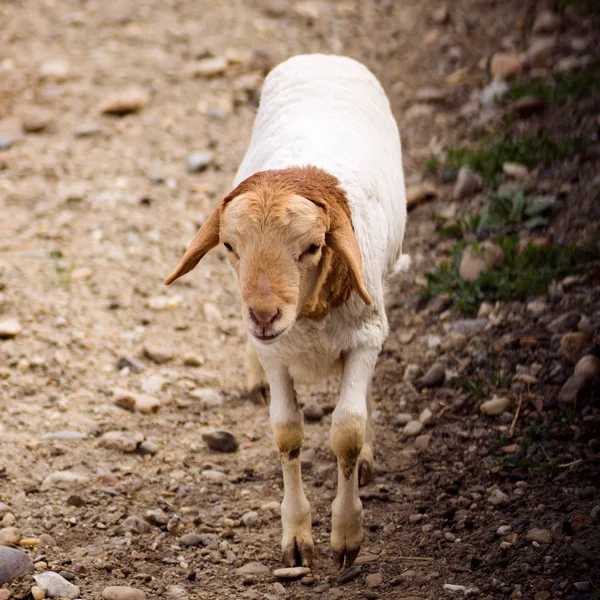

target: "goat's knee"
[273,418,304,460]
[330,415,365,478]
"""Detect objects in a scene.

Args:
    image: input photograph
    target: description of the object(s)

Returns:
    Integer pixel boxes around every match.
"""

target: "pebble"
[443,584,467,593]
[0,318,22,338]
[116,356,145,373]
[101,89,149,114]
[190,56,228,77]
[419,407,433,424]
[490,53,522,78]
[41,430,87,441]
[165,585,189,600]
[242,511,259,527]
[590,504,600,520]
[560,332,589,364]
[503,162,529,180]
[449,318,487,338]
[102,587,146,600]
[202,430,239,453]
[139,440,159,455]
[406,182,437,209]
[548,312,581,333]
[0,546,33,584]
[526,36,557,68]
[481,78,509,107]
[21,110,52,133]
[573,582,591,592]
[41,470,90,490]
[273,566,311,579]
[0,591,10,600]
[453,167,483,201]
[533,10,561,35]
[527,299,548,316]
[183,352,204,367]
[480,395,511,416]
[190,388,223,409]
[0,135,14,151]
[570,540,594,560]
[395,413,413,426]
[0,526,20,545]
[511,95,546,117]
[121,515,154,534]
[459,241,504,282]
[365,572,383,588]
[488,487,509,506]
[179,533,203,547]
[414,434,431,451]
[202,470,227,482]
[31,586,46,600]
[34,572,80,598]
[40,58,70,79]
[98,431,144,452]
[142,343,173,364]
[303,403,324,422]
[403,420,424,437]
[526,528,552,544]
[421,363,446,388]
[74,123,103,137]
[187,151,215,172]
[338,565,362,584]
[497,525,511,536]
[273,581,286,594]
[314,583,331,593]
[235,561,270,575]
[264,0,288,17]
[575,354,600,379]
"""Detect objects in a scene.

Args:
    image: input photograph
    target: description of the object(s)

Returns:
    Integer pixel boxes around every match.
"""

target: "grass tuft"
[508,69,600,105]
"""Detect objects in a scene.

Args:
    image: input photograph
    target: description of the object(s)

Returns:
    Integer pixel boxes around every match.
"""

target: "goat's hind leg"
[358,381,374,487]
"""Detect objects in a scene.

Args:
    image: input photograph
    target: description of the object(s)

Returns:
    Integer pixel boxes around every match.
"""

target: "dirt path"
[1,1,599,599]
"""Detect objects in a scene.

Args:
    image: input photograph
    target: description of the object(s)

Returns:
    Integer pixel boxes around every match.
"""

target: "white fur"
[233,54,406,567]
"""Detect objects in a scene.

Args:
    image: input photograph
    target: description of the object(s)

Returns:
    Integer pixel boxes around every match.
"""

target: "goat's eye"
[223,242,234,252]
[302,244,321,257]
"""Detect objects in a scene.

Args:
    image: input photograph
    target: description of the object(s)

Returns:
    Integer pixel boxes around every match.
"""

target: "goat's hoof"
[247,384,270,405]
[282,537,313,567]
[358,458,373,487]
[332,545,361,571]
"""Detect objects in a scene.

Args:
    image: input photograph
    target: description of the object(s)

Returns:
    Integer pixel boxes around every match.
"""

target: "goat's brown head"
[165,166,371,344]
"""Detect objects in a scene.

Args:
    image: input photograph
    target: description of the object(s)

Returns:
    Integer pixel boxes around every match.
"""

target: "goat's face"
[165,168,371,344]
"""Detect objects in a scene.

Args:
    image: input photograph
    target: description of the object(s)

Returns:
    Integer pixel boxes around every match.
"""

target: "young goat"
[165,54,407,570]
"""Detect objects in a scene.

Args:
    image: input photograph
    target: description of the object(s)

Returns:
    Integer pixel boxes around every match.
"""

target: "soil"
[0,1,599,599]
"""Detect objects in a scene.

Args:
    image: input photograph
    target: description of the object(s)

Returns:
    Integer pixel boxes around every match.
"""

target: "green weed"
[426,156,440,174]
[508,69,600,105]
[50,249,73,286]
[459,371,511,400]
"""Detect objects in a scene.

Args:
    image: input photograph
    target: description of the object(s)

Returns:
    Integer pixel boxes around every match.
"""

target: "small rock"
[481,78,509,107]
[403,364,421,382]
[264,0,288,17]
[0,134,14,151]
[459,241,504,282]
[179,533,203,547]
[477,301,495,319]
[31,586,46,600]
[273,566,311,579]
[533,10,561,35]
[138,440,159,455]
[403,421,424,437]
[190,388,223,409]
[183,352,204,367]
[488,487,509,506]
[497,525,511,536]
[165,585,189,600]
[421,363,446,388]
[575,354,600,379]
[573,581,591,592]
[453,167,483,201]
[560,332,590,364]
[41,430,87,441]
[116,356,145,373]
[98,431,144,453]
[526,36,557,68]
[444,584,467,593]
[0,526,21,545]
[558,374,587,404]
[0,546,33,584]
[314,583,331,593]
[102,586,146,600]
[236,562,270,575]
[449,318,487,337]
[365,572,383,588]
[142,343,173,364]
[74,123,103,137]
[40,59,70,79]
[303,403,324,422]
[101,89,149,115]
[414,434,431,451]
[338,565,362,584]
[570,540,594,560]
[419,407,433,424]
[526,528,552,544]
[503,162,529,180]
[548,312,581,333]
[395,413,413,426]
[41,471,90,490]
[34,572,80,599]
[480,395,511,416]
[187,151,215,172]
[142,374,166,395]
[202,430,239,453]
[527,299,548,316]
[0,319,22,338]
[21,110,52,133]
[201,470,227,483]
[134,395,161,414]
[190,56,228,77]
[510,95,546,117]
[406,182,437,209]
[490,53,523,78]
[121,516,154,534]
[242,511,259,527]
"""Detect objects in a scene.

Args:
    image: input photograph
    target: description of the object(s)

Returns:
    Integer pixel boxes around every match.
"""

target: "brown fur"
[165,166,371,321]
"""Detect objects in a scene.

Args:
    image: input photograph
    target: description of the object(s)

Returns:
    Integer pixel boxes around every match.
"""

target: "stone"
[419,408,433,424]
[0,546,33,584]
[139,440,159,455]
[488,487,509,506]
[202,430,238,453]
[190,56,228,77]
[0,319,22,338]
[179,533,203,547]
[510,95,546,117]
[406,182,437,209]
[403,421,423,437]
[0,526,20,545]
[421,363,446,388]
[365,572,383,588]
[0,135,14,151]
[575,355,600,379]
[264,0,288,17]
[41,430,87,441]
[477,301,495,318]
[116,356,145,373]
[548,312,581,333]
[558,374,587,404]
[121,515,154,534]
[303,403,324,422]
[98,431,144,452]
[32,586,46,600]
[490,53,523,78]
[102,587,146,600]
[395,413,413,426]
[183,353,204,367]
[533,10,561,35]
[527,299,548,316]
[34,572,80,598]
[453,167,483,201]
[480,395,511,416]
[459,241,504,282]
[134,395,161,414]
[41,471,90,490]
[294,1,321,19]
[526,528,552,544]
[560,332,590,364]
[571,540,594,560]
[187,151,215,172]
[142,343,173,364]
[201,470,227,482]
[497,525,511,536]
[272,566,311,579]
[503,163,529,180]
[526,36,557,68]
[414,434,431,451]
[22,110,52,133]
[165,585,189,600]
[444,584,467,593]
[337,565,362,584]
[481,78,509,107]
[236,561,270,575]
[449,318,487,337]
[101,89,149,114]
[242,511,259,527]
[74,123,103,137]
[40,59,70,79]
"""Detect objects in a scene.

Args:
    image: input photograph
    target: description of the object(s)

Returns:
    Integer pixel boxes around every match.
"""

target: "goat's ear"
[164,206,221,285]
[327,209,372,306]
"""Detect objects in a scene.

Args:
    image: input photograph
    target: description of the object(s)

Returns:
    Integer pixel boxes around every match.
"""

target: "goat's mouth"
[252,328,287,344]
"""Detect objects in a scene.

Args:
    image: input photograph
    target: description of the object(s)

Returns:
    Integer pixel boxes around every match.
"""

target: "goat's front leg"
[330,347,378,570]
[267,363,313,566]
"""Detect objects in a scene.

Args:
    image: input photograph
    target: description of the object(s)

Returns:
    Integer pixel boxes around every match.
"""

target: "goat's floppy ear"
[164,206,221,285]
[327,208,372,306]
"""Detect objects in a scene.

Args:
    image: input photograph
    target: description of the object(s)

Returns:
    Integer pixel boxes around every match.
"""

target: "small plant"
[557,0,600,14]
[426,156,440,174]
[459,370,510,400]
[50,249,73,286]
[508,69,600,105]
[447,132,581,182]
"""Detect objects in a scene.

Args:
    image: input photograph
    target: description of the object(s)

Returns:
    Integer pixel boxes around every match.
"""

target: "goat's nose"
[249,307,280,327]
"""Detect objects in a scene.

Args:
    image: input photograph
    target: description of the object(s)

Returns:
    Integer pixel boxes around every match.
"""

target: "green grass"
[424,237,592,314]
[558,0,600,14]
[508,69,600,105]
[459,371,511,400]
[426,156,440,175]
[50,249,73,286]
[447,132,582,183]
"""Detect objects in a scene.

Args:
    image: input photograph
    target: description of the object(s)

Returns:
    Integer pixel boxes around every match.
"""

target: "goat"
[165,54,406,570]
